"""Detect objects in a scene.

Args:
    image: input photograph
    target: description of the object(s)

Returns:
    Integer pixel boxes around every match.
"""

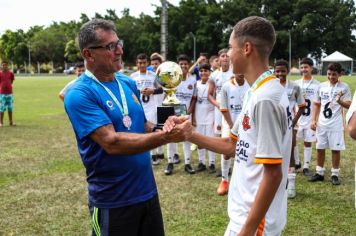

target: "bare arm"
[90,120,191,155]
[311,102,321,131]
[208,79,219,108]
[292,105,305,128]
[348,113,356,139]
[188,96,197,115]
[221,110,233,128]
[188,131,236,156]
[59,93,65,102]
[238,164,282,236]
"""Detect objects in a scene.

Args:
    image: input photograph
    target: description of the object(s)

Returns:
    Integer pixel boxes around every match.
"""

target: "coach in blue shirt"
[64,19,191,236]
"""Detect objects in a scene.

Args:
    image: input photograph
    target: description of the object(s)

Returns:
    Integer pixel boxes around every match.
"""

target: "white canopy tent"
[321,51,353,75]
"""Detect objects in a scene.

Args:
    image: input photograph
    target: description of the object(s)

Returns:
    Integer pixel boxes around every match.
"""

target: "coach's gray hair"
[78,19,116,52]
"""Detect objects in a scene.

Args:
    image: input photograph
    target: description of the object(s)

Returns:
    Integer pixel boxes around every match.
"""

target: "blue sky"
[0,0,180,32]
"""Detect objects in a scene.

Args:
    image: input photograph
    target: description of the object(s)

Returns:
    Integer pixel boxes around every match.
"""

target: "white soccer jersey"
[130,71,158,123]
[283,80,305,117]
[346,91,356,125]
[211,68,234,103]
[228,72,292,235]
[176,74,197,111]
[315,81,351,131]
[295,78,320,128]
[195,81,214,125]
[220,79,250,122]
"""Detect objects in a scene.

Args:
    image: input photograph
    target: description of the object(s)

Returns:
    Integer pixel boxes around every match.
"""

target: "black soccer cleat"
[173,154,181,164]
[184,164,195,174]
[308,173,324,182]
[196,163,207,172]
[331,175,340,185]
[303,168,311,176]
[164,163,174,175]
[209,164,216,174]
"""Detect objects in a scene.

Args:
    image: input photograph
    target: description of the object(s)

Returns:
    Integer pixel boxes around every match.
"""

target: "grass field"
[0,74,355,235]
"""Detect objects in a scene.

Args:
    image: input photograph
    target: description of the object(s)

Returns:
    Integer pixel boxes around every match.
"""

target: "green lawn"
[0,75,355,235]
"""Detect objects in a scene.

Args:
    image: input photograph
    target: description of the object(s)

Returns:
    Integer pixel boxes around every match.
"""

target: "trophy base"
[156,104,187,129]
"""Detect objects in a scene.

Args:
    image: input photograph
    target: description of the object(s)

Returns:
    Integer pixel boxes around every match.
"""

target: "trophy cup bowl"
[156,61,183,105]
[155,61,187,128]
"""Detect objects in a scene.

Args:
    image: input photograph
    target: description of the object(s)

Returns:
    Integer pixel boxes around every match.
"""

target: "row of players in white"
[130,64,351,190]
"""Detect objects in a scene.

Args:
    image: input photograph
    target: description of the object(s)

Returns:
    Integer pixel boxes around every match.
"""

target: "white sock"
[208,151,215,166]
[294,145,300,165]
[183,141,191,164]
[167,143,175,164]
[221,157,231,180]
[287,173,296,190]
[288,167,295,174]
[316,165,325,176]
[198,149,206,164]
[303,147,312,169]
[331,168,340,177]
[157,145,164,155]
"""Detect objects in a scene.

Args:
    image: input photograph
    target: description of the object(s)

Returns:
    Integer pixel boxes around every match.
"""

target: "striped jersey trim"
[256,217,266,236]
[229,132,238,141]
[255,158,282,164]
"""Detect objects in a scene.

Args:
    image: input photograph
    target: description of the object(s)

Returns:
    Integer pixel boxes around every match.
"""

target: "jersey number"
[323,102,332,119]
[302,99,311,116]
[142,95,150,103]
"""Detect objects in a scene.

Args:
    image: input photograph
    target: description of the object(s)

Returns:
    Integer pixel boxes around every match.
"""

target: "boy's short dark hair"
[199,52,209,58]
[199,63,211,71]
[177,54,190,63]
[209,55,218,63]
[233,16,276,58]
[150,53,163,63]
[75,62,85,68]
[136,53,148,60]
[274,59,289,69]
[218,48,229,56]
[300,57,314,66]
[2,60,9,65]
[327,62,342,74]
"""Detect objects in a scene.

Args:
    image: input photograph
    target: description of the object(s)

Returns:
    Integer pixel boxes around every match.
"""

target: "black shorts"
[89,194,164,236]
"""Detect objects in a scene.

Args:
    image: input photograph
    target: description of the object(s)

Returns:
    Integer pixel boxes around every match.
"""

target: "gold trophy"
[156,61,187,128]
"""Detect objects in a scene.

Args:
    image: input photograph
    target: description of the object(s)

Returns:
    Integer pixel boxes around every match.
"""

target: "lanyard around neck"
[85,70,129,116]
[241,70,274,115]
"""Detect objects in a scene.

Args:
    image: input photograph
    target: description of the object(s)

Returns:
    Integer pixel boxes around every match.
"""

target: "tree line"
[0,0,355,72]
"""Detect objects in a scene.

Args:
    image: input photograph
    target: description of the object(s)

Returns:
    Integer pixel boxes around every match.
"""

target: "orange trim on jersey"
[255,158,282,164]
[253,75,276,91]
[229,132,238,141]
[256,217,266,236]
[220,108,228,112]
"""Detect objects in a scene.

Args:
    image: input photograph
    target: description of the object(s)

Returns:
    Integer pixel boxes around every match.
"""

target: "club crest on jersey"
[132,93,140,105]
[188,84,193,90]
[106,100,114,110]
[242,114,251,131]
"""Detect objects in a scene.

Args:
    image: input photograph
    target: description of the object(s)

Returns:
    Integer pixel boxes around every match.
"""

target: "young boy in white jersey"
[165,54,197,175]
[217,73,249,196]
[274,59,306,198]
[164,16,292,235]
[194,63,216,172]
[309,63,351,185]
[295,58,320,176]
[59,62,85,101]
[130,53,164,165]
[208,48,233,136]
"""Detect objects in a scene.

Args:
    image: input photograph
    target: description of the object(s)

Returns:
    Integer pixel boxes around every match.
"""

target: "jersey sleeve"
[253,100,286,164]
[314,85,321,103]
[220,83,229,111]
[295,85,306,107]
[342,84,352,101]
[64,86,112,140]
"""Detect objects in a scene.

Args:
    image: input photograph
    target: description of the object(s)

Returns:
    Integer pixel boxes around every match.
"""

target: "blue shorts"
[0,94,14,112]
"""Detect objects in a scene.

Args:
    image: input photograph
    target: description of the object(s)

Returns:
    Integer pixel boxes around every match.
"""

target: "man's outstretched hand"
[163,115,192,143]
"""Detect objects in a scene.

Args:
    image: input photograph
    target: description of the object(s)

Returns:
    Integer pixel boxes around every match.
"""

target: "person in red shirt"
[0,61,15,126]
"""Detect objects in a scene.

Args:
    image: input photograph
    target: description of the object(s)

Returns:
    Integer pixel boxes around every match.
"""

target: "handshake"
[162,115,193,143]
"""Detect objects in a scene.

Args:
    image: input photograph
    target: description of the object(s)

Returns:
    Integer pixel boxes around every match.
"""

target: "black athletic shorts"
[89,194,165,236]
